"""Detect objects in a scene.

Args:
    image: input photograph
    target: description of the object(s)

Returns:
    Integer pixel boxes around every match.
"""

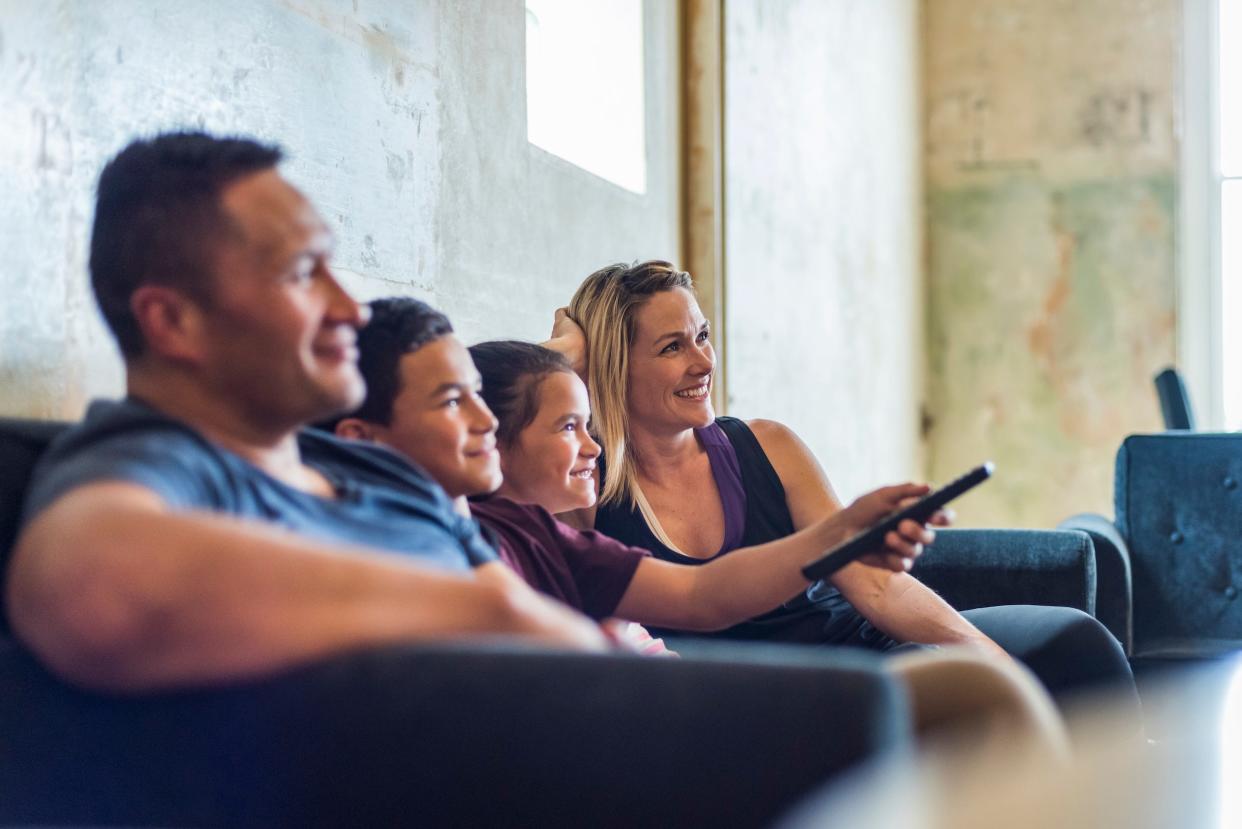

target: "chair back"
[0,418,70,638]
[1153,367,1195,430]
[1115,433,1242,658]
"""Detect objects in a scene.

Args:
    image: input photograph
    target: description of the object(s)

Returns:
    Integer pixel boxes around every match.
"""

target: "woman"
[467,336,1067,754]
[555,260,1139,712]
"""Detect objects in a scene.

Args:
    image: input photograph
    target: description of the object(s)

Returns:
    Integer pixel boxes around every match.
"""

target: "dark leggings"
[959,605,1140,715]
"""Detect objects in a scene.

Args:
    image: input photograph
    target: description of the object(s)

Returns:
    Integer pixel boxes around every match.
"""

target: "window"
[1181,0,1233,428]
[524,0,647,193]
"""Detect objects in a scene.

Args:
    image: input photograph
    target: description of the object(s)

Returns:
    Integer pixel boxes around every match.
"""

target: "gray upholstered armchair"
[1061,432,1242,664]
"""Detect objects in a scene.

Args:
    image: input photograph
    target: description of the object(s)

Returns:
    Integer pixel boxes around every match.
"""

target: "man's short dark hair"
[332,297,455,429]
[89,131,284,358]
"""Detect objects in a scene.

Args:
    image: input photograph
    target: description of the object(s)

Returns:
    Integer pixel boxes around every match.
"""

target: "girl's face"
[499,371,601,513]
[625,287,715,434]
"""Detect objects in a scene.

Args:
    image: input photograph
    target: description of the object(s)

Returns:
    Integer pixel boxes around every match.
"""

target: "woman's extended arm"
[747,419,1007,656]
[614,482,937,631]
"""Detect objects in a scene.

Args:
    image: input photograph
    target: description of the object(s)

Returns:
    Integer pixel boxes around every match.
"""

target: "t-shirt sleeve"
[543,511,649,620]
[22,429,224,525]
[455,515,500,568]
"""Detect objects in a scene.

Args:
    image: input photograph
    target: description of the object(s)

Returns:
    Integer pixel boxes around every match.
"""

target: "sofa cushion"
[912,528,1096,615]
[0,640,906,827]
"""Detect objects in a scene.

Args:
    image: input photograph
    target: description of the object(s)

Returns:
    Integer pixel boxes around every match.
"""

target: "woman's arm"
[614,482,935,631]
[748,419,1007,656]
[542,307,588,379]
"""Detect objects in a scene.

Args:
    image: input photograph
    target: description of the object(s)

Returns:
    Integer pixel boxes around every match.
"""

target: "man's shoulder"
[47,398,208,454]
[23,398,231,522]
[298,428,443,498]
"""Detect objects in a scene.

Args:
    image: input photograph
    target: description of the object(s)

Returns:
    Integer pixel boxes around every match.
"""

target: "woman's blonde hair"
[568,260,694,511]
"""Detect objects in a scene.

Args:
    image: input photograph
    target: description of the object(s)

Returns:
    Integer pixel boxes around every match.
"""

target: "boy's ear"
[335,417,377,441]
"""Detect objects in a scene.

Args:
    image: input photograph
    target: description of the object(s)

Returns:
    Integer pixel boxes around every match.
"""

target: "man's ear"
[335,417,379,442]
[130,284,206,363]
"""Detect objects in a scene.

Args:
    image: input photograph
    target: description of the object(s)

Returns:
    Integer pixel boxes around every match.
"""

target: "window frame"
[1180,0,1224,428]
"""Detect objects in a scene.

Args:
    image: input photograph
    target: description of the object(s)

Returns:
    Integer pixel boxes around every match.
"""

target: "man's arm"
[614,483,935,631]
[749,419,1007,657]
[7,481,608,692]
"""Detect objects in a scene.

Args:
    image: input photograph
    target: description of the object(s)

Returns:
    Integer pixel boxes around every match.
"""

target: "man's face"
[372,336,502,499]
[197,170,368,430]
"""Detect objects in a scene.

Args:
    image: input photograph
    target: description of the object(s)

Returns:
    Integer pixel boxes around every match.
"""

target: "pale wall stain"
[723,0,923,501]
[923,0,1179,528]
[0,1,680,420]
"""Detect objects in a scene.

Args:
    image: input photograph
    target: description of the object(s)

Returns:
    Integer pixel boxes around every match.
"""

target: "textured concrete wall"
[724,0,923,501]
[923,0,1179,527]
[0,0,679,419]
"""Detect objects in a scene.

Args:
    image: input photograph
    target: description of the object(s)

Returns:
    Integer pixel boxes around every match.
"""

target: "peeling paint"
[0,1,680,420]
[923,0,1179,528]
[926,172,1177,526]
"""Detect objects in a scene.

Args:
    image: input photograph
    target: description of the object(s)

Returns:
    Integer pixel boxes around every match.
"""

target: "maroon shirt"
[470,496,650,620]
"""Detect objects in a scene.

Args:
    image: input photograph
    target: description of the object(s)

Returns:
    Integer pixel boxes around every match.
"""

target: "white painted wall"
[0,0,679,419]
[723,0,923,501]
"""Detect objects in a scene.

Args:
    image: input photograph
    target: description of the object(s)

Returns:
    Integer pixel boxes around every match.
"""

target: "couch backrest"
[1115,433,1242,658]
[0,418,70,639]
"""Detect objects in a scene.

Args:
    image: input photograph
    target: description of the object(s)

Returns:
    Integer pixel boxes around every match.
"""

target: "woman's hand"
[837,483,953,573]
[543,307,588,378]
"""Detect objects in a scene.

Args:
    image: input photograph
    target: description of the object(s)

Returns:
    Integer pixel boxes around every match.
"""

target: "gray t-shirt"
[22,398,497,571]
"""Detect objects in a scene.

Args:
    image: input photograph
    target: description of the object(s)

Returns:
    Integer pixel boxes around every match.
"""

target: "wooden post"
[682,0,727,414]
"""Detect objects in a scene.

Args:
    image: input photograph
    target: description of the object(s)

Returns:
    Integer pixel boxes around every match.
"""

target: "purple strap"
[696,421,747,555]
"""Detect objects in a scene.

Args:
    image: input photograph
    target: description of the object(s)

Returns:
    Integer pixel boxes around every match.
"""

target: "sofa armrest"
[911,529,1096,615]
[0,640,908,828]
[1058,513,1132,656]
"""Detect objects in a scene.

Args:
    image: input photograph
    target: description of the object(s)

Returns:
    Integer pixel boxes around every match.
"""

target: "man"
[6,132,609,692]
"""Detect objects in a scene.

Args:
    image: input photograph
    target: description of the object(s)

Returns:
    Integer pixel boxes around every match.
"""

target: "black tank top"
[595,417,898,648]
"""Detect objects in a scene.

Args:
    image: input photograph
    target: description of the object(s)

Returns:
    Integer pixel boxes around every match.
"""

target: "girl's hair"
[567,259,694,508]
[468,340,574,445]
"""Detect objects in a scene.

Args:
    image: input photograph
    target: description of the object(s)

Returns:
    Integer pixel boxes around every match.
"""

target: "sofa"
[0,416,1099,826]
[1061,432,1242,666]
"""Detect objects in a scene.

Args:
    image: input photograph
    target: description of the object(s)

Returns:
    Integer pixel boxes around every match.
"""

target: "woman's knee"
[964,606,1128,675]
[887,649,1070,758]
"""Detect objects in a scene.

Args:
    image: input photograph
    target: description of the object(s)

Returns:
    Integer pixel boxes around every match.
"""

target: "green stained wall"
[923,0,1179,527]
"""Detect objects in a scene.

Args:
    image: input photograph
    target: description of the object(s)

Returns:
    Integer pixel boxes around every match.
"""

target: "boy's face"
[373,335,502,498]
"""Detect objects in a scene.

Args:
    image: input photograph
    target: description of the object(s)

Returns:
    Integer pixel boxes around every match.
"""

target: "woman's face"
[625,287,715,434]
[499,371,601,513]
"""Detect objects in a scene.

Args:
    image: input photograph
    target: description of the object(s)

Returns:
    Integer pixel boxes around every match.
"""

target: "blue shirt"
[22,398,496,571]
